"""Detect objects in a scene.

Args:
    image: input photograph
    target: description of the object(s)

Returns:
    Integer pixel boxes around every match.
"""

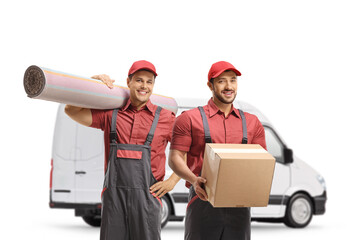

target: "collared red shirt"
[170,98,266,188]
[90,99,175,181]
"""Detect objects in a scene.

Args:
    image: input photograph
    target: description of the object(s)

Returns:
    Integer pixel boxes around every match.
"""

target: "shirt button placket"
[224,118,227,143]
[134,111,140,144]
[133,112,138,144]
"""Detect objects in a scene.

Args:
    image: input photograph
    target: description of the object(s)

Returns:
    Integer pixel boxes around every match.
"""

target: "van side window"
[264,127,285,164]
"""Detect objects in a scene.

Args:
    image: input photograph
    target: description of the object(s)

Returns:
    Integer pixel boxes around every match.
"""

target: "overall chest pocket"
[114,149,148,188]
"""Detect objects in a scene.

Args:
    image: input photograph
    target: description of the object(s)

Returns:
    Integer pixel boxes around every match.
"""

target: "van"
[49,98,327,228]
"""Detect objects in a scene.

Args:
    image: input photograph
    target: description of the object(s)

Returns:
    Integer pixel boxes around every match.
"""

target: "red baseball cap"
[128,60,157,76]
[208,61,241,81]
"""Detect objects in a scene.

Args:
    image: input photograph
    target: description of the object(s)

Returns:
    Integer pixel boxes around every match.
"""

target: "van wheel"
[161,196,172,228]
[82,215,101,227]
[284,193,313,228]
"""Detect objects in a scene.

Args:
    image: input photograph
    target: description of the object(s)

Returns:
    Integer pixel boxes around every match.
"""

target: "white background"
[1,0,359,239]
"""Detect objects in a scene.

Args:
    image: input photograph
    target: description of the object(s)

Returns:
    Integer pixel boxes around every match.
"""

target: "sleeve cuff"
[170,144,190,152]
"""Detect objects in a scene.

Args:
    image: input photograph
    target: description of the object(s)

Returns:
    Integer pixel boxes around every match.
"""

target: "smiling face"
[208,70,238,104]
[127,70,155,108]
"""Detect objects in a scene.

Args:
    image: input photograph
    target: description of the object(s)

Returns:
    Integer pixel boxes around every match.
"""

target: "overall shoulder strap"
[198,106,212,143]
[238,109,248,144]
[110,109,119,143]
[144,106,163,146]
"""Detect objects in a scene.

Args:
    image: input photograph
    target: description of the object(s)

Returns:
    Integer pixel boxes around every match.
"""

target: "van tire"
[161,196,172,228]
[82,215,101,227]
[284,193,313,228]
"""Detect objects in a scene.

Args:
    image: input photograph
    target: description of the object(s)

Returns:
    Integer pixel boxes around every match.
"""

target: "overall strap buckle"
[110,109,119,143]
[109,131,117,143]
[198,106,212,144]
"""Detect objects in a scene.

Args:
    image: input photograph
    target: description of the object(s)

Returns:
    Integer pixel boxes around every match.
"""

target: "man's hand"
[91,74,115,89]
[150,179,177,198]
[192,177,208,201]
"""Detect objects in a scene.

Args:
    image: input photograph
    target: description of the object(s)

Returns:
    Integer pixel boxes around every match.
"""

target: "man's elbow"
[64,105,92,127]
[64,104,74,116]
[168,152,175,170]
[169,150,180,171]
[169,149,185,170]
[65,104,82,117]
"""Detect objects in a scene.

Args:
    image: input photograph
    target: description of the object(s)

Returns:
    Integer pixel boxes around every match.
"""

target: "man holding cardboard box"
[169,61,267,240]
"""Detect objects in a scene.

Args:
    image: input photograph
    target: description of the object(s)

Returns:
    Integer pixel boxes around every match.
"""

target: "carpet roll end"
[24,65,46,98]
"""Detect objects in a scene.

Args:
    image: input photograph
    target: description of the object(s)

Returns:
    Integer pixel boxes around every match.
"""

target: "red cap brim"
[212,68,241,79]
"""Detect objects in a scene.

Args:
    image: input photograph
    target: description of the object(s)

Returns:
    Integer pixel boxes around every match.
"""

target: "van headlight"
[317,175,326,190]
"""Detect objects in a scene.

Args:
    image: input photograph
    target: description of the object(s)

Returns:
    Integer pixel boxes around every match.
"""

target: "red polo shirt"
[171,98,267,188]
[90,99,175,181]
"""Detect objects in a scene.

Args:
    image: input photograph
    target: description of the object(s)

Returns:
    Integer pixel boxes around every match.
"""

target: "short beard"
[213,86,236,104]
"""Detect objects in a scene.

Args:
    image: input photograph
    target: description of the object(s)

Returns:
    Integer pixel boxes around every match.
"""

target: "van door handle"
[75,171,86,175]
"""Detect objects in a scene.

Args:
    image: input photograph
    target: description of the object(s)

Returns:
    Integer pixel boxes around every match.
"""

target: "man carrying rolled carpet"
[65,60,180,240]
[169,61,267,240]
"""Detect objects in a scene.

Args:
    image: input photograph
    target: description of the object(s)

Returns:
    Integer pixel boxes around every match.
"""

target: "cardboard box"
[201,144,275,208]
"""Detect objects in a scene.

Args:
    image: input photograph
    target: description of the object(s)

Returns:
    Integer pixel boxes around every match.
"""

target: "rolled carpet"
[23,65,178,114]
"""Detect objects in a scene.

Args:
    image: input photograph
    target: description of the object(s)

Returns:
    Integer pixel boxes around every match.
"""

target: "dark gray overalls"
[185,106,250,240]
[100,107,163,240]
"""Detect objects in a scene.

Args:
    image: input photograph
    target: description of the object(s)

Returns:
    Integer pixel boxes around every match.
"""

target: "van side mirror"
[283,148,293,164]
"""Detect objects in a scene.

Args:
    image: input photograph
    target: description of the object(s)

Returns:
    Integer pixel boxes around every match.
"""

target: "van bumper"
[313,191,327,215]
[50,201,102,217]
[49,201,102,209]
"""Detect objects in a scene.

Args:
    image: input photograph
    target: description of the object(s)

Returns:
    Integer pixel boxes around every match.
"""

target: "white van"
[49,98,327,229]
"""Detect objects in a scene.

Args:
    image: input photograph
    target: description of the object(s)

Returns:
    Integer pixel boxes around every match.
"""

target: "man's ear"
[127,77,131,88]
[207,81,214,91]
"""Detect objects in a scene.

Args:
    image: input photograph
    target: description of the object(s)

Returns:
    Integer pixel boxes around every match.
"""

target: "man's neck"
[130,98,147,111]
[212,97,232,117]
